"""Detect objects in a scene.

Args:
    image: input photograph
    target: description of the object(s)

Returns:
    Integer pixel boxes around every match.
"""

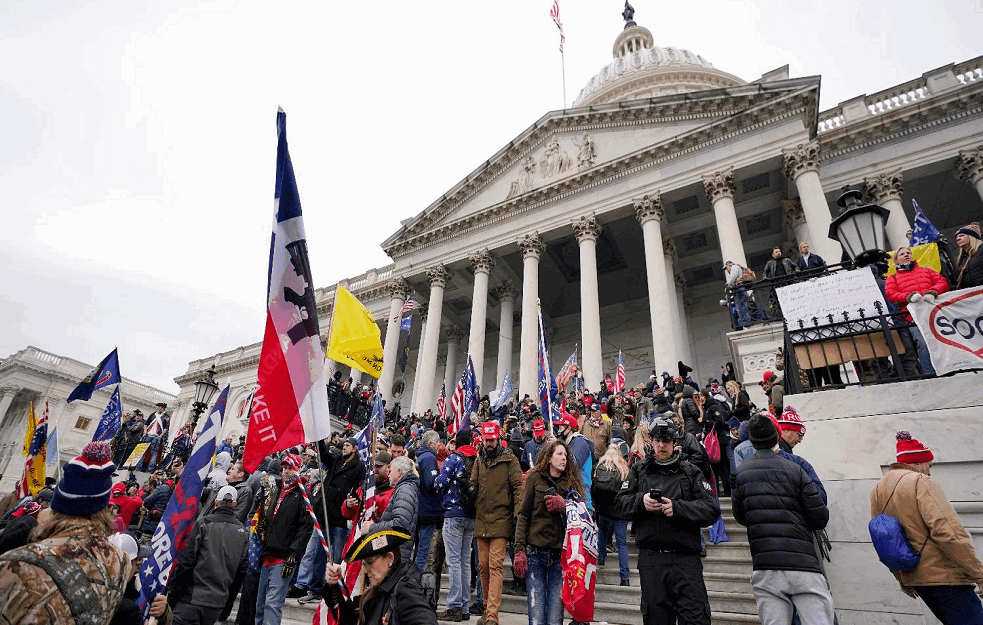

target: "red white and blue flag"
[550,0,565,53]
[449,356,478,434]
[18,402,48,498]
[537,305,562,425]
[615,350,626,393]
[555,348,579,392]
[393,292,416,323]
[436,384,447,419]
[243,110,331,473]
[138,385,228,616]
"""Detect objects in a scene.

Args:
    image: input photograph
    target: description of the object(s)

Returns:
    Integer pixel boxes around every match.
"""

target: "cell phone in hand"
[649,489,662,501]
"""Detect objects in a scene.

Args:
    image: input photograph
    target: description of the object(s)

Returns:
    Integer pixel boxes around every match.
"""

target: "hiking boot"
[286,585,306,599]
[298,591,321,604]
[620,579,630,586]
[469,604,484,616]
[437,608,463,622]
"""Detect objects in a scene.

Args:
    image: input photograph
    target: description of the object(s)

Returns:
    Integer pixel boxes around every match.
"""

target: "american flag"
[615,350,626,393]
[449,356,478,435]
[392,292,416,323]
[436,384,447,419]
[550,0,565,53]
[555,348,579,391]
[341,394,385,595]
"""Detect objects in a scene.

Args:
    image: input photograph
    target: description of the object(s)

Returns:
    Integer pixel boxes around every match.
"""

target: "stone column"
[574,214,603,390]
[782,198,810,251]
[864,171,910,250]
[378,279,408,403]
[442,326,465,396]
[703,168,747,269]
[518,233,546,400]
[349,369,363,385]
[677,282,695,367]
[412,267,449,415]
[782,140,842,262]
[410,303,430,414]
[0,387,19,432]
[956,146,983,201]
[493,282,517,393]
[663,238,683,366]
[467,249,495,391]
[634,193,677,373]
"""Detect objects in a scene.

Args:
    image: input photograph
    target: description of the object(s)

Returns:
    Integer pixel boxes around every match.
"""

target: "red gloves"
[513,550,528,578]
[544,494,566,513]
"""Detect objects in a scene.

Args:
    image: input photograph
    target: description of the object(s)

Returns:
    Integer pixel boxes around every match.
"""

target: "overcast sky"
[2,0,980,393]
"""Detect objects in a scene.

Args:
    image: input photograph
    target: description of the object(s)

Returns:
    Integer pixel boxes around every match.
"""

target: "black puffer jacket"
[956,247,983,289]
[325,560,436,625]
[612,452,719,555]
[732,449,829,573]
[322,454,366,528]
[259,479,313,561]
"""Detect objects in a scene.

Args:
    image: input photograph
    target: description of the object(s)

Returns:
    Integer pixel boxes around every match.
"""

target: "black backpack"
[591,464,625,499]
[455,452,478,517]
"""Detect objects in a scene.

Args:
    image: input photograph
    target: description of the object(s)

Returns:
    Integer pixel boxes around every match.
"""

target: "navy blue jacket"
[415,447,443,522]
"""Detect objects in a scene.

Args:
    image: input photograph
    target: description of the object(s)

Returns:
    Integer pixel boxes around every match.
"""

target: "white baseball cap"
[109,532,152,560]
[217,485,238,502]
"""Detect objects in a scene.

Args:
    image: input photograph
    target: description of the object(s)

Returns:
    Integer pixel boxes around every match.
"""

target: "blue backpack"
[868,474,926,572]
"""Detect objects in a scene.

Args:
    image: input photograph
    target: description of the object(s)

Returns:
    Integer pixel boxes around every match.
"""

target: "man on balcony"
[763,247,797,280]
[884,246,949,376]
[795,242,827,273]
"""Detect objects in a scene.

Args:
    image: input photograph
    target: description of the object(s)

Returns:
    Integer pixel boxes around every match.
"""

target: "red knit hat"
[896,431,934,464]
[778,406,806,434]
[281,453,303,472]
[762,371,775,386]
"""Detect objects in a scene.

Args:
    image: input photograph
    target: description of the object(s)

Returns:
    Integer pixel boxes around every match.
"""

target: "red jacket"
[884,262,948,318]
[341,482,393,523]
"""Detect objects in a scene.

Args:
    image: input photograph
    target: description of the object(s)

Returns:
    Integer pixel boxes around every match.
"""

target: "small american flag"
[550,0,565,53]
[392,292,416,323]
[616,350,626,393]
[555,348,579,391]
[436,384,447,419]
[449,356,478,435]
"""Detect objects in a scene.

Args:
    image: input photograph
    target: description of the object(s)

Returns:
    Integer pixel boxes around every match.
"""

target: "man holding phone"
[614,417,720,625]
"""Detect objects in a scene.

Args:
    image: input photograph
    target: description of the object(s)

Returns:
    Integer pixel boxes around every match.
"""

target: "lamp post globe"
[829,189,890,268]
[189,365,219,435]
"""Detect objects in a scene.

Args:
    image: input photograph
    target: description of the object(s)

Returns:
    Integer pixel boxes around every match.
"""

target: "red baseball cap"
[481,422,501,440]
[532,420,546,434]
[563,413,579,429]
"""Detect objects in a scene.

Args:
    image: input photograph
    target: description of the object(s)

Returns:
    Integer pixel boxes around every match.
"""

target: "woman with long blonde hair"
[593,445,631,585]
[955,222,983,289]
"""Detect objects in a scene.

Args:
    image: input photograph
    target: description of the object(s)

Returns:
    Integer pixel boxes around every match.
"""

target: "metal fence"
[781,301,932,393]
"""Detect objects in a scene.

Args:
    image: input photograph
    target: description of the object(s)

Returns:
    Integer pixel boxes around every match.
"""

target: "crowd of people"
[1,343,982,624]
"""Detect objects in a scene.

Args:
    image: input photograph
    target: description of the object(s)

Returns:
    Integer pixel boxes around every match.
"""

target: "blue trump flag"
[91,385,122,442]
[492,369,512,411]
[909,199,943,246]
[138,384,229,616]
[537,307,561,425]
[400,315,413,333]
[67,348,121,403]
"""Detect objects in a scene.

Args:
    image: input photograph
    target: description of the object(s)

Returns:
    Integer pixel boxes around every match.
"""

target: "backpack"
[455,452,478,517]
[591,464,625,499]
[740,266,756,282]
[868,474,926,572]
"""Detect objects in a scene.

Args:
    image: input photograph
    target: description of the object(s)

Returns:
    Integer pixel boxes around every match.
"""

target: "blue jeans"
[255,561,291,625]
[913,585,983,625]
[142,435,161,470]
[525,546,564,625]
[597,516,629,581]
[908,325,936,375]
[296,532,327,592]
[328,525,348,564]
[415,522,438,572]
[443,516,475,611]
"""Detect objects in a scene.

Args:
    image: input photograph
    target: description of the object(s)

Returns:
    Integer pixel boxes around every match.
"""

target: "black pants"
[637,550,711,625]
[219,565,247,621]
[913,586,983,625]
[171,602,222,625]
[234,571,260,625]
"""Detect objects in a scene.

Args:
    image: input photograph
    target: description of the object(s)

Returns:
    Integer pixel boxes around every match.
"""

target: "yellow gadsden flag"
[23,402,36,457]
[327,285,384,378]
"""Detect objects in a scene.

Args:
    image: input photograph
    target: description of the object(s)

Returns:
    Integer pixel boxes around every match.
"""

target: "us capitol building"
[2,8,981,624]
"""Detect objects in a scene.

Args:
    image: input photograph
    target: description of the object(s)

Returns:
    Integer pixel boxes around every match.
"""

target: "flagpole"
[536,299,556,438]
[561,48,567,109]
[313,440,334,559]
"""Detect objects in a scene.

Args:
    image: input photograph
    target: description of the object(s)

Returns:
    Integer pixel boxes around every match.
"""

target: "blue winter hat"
[727,417,741,429]
[51,441,116,516]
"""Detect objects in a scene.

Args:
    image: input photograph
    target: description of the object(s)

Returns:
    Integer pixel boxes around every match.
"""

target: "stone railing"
[29,347,62,366]
[817,55,983,134]
[314,263,395,308]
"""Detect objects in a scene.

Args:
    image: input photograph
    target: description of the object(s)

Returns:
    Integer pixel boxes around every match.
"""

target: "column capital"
[418,303,430,322]
[427,265,451,288]
[673,271,687,291]
[388,278,410,300]
[518,232,546,259]
[781,140,821,180]
[702,167,735,204]
[469,249,495,275]
[573,214,601,243]
[493,281,518,302]
[662,236,677,261]
[446,326,466,344]
[956,146,983,185]
[863,170,904,204]
[782,198,806,228]
[633,193,665,225]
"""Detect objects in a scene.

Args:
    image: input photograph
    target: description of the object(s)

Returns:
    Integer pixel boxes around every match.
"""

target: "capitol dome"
[572,22,745,107]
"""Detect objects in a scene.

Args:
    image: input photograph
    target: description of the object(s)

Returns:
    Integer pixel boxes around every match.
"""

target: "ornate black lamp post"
[189,365,219,435]
[829,189,890,267]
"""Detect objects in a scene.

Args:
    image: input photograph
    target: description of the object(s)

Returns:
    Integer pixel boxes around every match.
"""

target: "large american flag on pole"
[555,348,579,392]
[449,356,478,434]
[242,110,331,473]
[550,0,565,52]
[616,350,626,393]
[537,303,561,426]
[393,292,416,323]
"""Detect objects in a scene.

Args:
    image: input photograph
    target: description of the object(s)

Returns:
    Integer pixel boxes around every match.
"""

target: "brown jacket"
[470,446,523,539]
[0,517,131,625]
[870,464,983,587]
[514,470,574,552]
[580,416,611,458]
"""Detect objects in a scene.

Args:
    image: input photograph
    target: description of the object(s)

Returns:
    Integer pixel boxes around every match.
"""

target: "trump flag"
[243,110,331,473]
[67,348,121,403]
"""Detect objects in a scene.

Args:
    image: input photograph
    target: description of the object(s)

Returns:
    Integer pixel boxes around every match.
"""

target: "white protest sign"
[776,269,888,329]
[908,287,983,375]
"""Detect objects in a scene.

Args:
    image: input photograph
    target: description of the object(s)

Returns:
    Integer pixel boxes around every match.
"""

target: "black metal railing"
[724,262,855,330]
[782,301,932,393]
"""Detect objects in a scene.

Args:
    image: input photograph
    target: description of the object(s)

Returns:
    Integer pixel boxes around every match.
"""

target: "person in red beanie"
[870,431,983,623]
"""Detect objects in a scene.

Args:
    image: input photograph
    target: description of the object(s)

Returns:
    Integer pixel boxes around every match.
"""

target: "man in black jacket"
[255,454,313,625]
[321,438,366,563]
[613,418,720,625]
[732,415,833,625]
[169,486,250,625]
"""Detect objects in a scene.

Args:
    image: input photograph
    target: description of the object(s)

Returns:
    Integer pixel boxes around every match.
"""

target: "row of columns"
[381,139,983,414]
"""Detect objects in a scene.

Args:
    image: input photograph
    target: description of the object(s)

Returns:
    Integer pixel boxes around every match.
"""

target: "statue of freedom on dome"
[622,2,636,28]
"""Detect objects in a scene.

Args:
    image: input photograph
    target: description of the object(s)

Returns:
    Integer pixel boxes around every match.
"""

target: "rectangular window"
[673,195,701,215]
[742,172,770,194]
[75,416,91,432]
[682,232,708,251]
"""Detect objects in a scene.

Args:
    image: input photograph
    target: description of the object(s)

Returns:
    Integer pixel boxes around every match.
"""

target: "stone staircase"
[232,498,759,625]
